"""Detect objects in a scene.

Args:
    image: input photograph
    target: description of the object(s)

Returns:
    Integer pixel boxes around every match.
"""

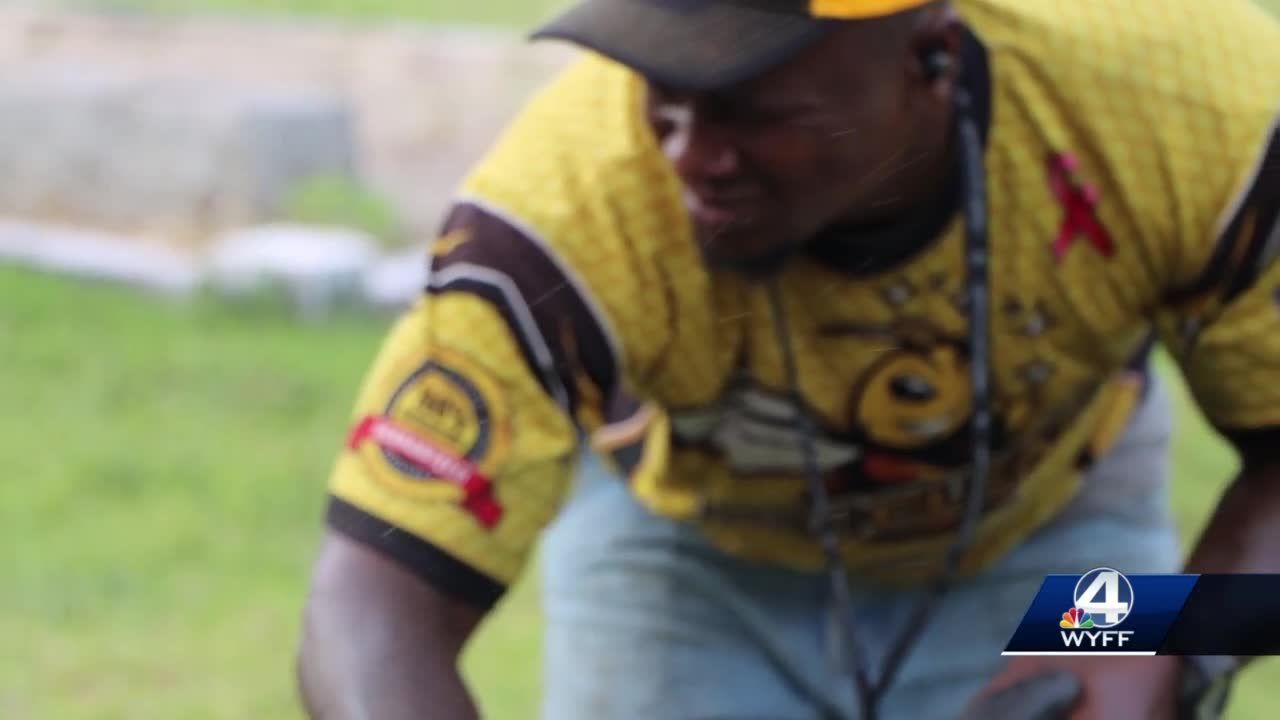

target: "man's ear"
[907,4,965,101]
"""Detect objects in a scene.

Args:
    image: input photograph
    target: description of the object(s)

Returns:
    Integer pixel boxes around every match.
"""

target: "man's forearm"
[297,534,486,720]
[1184,460,1280,574]
[1181,458,1280,667]
[298,606,481,720]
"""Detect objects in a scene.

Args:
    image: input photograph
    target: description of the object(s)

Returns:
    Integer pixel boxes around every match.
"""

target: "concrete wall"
[0,8,575,244]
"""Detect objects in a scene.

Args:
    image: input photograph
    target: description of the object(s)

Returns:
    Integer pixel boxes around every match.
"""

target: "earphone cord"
[765,83,991,720]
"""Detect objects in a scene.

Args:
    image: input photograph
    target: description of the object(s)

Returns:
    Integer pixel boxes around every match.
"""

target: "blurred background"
[0,0,1276,718]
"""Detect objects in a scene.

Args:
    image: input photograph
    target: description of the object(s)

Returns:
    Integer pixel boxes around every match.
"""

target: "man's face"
[645,24,948,270]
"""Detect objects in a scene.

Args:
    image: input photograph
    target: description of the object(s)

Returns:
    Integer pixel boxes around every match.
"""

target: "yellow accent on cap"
[809,0,933,20]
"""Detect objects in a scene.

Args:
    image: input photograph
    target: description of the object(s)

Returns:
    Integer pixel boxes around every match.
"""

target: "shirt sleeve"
[325,202,620,610]
[1159,115,1280,434]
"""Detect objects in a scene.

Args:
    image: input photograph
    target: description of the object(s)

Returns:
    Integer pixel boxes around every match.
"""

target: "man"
[296,0,1280,718]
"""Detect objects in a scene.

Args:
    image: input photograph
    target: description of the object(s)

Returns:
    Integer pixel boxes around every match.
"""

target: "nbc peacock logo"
[1059,607,1095,629]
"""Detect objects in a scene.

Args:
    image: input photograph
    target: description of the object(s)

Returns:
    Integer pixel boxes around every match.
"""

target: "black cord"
[869,84,992,704]
[767,282,876,718]
[766,84,992,720]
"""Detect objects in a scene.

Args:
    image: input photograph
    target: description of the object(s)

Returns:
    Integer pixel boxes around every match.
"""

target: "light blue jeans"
[539,375,1181,720]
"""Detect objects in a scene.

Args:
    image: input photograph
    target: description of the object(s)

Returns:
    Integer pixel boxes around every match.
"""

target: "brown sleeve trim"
[1223,121,1280,302]
[1167,118,1280,306]
[325,496,505,611]
[427,202,620,421]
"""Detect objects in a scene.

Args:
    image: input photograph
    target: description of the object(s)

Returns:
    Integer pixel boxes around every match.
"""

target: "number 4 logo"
[1072,568,1134,629]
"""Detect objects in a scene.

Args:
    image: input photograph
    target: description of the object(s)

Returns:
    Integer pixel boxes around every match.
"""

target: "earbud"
[921,48,953,82]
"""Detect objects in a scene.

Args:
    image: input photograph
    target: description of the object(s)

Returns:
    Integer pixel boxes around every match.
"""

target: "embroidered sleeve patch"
[347,347,511,529]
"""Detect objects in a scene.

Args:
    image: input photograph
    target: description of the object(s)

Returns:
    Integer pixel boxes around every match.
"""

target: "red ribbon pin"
[1048,152,1115,262]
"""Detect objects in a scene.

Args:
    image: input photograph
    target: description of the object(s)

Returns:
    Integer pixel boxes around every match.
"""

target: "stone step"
[0,217,425,315]
[0,217,201,294]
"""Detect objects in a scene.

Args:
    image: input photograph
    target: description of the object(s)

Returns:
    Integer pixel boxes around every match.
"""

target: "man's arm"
[1185,436,1280,578]
[1181,432,1280,664]
[293,201,620,719]
[297,532,485,720]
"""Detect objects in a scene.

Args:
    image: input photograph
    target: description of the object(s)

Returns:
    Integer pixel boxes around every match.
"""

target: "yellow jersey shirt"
[327,0,1280,608]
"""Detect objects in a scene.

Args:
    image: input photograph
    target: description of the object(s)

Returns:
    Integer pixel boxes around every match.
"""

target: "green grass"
[0,267,538,719]
[0,264,1276,719]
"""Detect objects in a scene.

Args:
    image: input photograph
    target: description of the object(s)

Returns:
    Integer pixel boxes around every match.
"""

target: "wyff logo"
[1059,568,1135,649]
[1004,567,1199,655]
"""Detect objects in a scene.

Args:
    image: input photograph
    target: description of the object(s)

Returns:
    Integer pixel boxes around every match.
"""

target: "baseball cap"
[531,0,937,91]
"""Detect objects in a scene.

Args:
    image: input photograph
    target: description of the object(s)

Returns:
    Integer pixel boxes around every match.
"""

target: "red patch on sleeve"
[348,415,504,529]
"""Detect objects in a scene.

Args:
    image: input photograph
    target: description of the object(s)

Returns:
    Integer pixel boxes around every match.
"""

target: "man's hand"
[966,434,1280,720]
[964,655,1181,720]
